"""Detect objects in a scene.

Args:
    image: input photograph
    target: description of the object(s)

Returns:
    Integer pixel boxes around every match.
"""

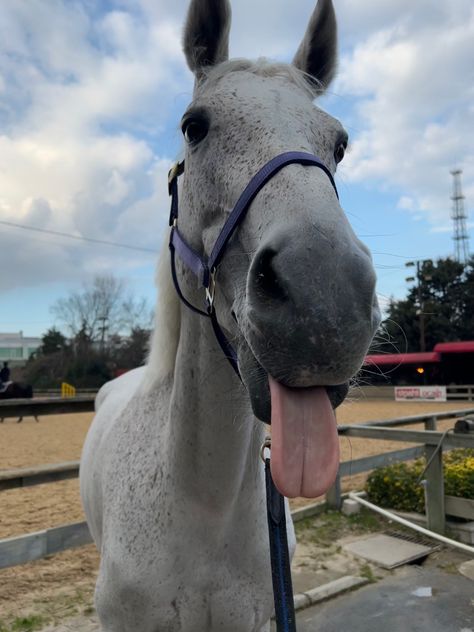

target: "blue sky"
[0,0,473,338]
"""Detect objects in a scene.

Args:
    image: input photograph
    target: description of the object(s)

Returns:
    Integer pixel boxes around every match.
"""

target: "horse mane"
[143,233,181,390]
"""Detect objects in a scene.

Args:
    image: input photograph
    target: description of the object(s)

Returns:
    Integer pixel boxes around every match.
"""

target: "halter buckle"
[205,268,217,308]
[168,160,185,195]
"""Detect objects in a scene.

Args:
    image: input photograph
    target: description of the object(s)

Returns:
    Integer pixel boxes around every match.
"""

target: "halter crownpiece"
[168,151,339,377]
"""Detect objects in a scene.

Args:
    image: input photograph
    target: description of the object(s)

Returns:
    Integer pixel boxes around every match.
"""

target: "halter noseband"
[168,151,339,377]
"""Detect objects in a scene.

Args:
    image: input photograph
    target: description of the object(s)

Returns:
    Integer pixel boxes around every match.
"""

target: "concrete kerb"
[292,575,370,613]
[291,499,328,522]
[290,492,367,523]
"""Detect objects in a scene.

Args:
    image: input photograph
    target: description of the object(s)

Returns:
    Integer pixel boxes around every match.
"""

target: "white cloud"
[397,196,416,212]
[335,3,474,228]
[0,1,187,291]
[1,0,473,299]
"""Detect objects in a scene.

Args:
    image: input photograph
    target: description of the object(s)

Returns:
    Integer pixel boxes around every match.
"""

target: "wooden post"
[326,472,342,510]
[423,443,445,534]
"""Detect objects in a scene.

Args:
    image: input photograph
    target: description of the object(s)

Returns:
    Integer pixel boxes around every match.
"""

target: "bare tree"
[51,274,151,342]
[121,296,153,332]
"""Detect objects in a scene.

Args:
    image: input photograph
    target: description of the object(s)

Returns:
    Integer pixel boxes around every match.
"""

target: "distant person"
[0,362,10,383]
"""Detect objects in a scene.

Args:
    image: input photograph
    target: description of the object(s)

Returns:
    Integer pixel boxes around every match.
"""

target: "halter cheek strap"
[168,151,339,377]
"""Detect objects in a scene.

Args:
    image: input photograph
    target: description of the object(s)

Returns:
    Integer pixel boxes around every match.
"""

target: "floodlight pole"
[416,261,426,353]
[406,260,426,352]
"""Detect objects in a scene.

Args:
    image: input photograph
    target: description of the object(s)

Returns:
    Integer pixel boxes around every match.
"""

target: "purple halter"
[168,151,339,376]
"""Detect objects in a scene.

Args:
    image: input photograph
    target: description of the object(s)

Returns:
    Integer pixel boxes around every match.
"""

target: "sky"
[0,0,473,338]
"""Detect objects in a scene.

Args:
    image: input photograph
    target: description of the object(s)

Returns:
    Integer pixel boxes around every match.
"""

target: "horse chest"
[98,495,273,631]
[96,405,273,630]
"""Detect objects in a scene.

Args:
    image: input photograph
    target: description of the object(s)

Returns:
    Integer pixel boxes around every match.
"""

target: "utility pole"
[405,259,432,352]
[98,316,108,354]
[415,261,426,352]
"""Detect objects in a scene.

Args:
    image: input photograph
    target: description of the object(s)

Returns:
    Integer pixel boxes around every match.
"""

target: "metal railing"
[327,408,474,536]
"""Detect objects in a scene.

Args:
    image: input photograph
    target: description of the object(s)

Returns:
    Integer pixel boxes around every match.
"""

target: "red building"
[364,341,474,385]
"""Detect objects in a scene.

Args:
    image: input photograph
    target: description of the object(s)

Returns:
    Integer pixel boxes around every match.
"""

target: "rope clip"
[260,436,272,463]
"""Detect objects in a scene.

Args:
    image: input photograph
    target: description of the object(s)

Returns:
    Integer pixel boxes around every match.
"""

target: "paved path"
[294,566,474,632]
[44,565,473,631]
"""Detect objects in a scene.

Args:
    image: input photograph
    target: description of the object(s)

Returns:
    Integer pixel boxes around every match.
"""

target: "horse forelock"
[196,58,320,99]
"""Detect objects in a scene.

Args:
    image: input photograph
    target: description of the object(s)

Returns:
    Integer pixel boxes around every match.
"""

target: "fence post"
[423,443,445,534]
[425,416,437,431]
[326,471,342,510]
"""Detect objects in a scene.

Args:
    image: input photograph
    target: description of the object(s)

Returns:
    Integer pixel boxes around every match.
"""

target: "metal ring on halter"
[260,436,272,463]
[205,268,217,308]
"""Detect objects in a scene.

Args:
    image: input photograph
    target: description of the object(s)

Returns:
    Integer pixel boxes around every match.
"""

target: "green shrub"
[366,462,425,513]
[365,449,474,513]
[444,451,474,499]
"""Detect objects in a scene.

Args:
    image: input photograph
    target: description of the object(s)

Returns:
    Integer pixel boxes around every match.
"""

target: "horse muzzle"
[242,221,381,388]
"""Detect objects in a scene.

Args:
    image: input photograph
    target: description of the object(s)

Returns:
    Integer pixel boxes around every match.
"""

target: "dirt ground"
[0,398,472,628]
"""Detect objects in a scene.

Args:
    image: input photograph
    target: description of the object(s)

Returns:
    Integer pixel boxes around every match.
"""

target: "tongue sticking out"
[269,376,340,498]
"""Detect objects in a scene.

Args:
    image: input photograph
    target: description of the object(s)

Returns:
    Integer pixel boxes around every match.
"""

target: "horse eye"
[334,142,346,165]
[182,117,209,145]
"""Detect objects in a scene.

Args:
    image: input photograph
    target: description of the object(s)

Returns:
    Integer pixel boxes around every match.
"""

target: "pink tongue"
[269,376,340,498]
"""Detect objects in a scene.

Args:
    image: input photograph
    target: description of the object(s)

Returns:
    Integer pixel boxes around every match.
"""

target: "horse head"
[174,0,380,497]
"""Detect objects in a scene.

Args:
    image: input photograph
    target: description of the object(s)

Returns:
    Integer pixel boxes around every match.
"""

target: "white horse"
[80,0,380,629]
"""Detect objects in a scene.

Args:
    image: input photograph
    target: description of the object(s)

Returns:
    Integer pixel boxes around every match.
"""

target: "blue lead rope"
[265,459,297,632]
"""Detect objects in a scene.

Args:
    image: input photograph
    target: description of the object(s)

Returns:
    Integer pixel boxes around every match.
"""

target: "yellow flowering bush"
[444,452,474,498]
[365,449,474,513]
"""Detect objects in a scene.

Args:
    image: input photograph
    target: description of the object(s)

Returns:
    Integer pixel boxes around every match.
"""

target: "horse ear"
[183,0,232,79]
[292,0,337,92]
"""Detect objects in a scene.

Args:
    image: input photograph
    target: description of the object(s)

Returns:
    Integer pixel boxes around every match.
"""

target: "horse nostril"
[253,247,287,301]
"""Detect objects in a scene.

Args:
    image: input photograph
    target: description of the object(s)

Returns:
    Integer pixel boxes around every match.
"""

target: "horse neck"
[167,305,265,511]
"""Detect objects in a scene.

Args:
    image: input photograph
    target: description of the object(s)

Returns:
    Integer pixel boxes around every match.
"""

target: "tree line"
[23,275,153,389]
[378,257,474,354]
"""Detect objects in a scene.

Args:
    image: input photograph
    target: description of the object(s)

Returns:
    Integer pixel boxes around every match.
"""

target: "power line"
[0,219,157,254]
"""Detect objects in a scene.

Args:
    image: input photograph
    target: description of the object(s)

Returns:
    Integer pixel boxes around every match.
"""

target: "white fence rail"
[446,385,474,400]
